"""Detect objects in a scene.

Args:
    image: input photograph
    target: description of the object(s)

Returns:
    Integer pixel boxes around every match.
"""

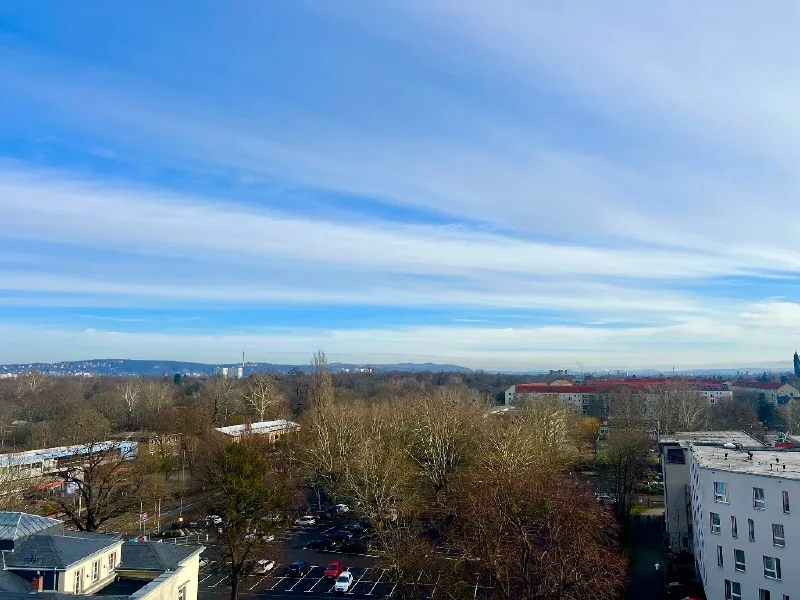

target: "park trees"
[244,373,288,422]
[56,440,146,532]
[197,434,292,600]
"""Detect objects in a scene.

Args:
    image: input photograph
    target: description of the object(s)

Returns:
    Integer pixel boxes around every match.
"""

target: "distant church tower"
[794,350,800,377]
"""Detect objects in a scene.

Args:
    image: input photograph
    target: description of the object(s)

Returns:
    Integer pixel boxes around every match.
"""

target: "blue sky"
[1,1,800,370]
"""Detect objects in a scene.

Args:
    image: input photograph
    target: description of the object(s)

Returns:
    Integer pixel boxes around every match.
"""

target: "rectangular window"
[783,491,790,513]
[667,448,685,464]
[784,595,790,600]
[754,487,766,510]
[725,580,742,600]
[715,481,730,503]
[74,570,82,594]
[717,545,724,567]
[749,519,755,541]
[109,552,116,572]
[711,512,721,534]
[773,524,785,547]
[92,560,99,582]
[764,556,782,580]
[178,584,186,600]
[731,515,738,538]
[734,549,746,572]
[761,591,772,600]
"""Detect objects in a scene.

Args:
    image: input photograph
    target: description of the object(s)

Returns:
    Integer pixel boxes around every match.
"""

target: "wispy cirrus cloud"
[0,2,798,368]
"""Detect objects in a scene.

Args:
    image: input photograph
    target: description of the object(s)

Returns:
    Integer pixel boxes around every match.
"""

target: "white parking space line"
[430,571,442,598]
[346,569,370,594]
[248,576,268,590]
[472,573,480,599]
[287,567,318,592]
[366,569,387,596]
[269,575,288,591]
[199,571,217,584]
[208,573,228,588]
[304,576,326,593]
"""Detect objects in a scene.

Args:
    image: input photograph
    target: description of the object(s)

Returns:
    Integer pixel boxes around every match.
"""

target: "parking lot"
[193,517,493,599]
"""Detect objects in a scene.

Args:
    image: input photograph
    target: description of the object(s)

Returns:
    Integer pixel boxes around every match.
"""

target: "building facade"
[215,419,300,443]
[730,382,800,404]
[690,445,800,600]
[0,512,202,600]
[659,432,765,555]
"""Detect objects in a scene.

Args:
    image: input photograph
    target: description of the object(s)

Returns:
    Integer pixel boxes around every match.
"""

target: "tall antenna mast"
[242,349,246,371]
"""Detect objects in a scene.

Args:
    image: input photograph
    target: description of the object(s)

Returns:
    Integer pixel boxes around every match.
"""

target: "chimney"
[32,573,43,592]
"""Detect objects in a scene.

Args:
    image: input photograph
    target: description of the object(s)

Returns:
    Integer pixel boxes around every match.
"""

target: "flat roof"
[663,431,765,447]
[691,445,800,480]
[215,419,299,437]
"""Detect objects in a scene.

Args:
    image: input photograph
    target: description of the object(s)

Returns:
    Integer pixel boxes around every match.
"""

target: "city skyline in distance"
[1,3,800,369]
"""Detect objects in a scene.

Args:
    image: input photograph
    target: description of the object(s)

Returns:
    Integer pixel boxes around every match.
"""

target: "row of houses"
[504,379,800,416]
[0,512,202,600]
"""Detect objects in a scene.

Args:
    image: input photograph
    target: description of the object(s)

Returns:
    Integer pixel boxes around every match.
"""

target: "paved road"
[195,517,493,600]
[626,512,667,600]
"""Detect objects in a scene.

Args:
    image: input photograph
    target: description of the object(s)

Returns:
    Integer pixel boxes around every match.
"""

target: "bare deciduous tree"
[449,467,627,600]
[308,350,334,412]
[244,373,287,422]
[607,427,652,521]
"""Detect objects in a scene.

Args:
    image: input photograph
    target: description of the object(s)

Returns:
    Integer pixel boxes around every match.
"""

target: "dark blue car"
[288,560,311,577]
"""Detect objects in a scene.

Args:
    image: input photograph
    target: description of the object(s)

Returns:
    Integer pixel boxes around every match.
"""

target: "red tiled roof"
[516,385,607,394]
[732,381,784,390]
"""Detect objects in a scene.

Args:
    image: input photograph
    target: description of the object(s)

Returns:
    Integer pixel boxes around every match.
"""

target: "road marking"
[473,573,480,599]
[388,582,397,597]
[287,567,317,592]
[268,575,288,591]
[346,568,369,594]
[208,573,228,588]
[366,568,386,596]
[248,576,268,590]
[304,576,326,593]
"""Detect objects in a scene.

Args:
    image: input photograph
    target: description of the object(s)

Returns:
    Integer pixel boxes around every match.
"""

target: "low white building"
[690,445,800,600]
[215,419,299,443]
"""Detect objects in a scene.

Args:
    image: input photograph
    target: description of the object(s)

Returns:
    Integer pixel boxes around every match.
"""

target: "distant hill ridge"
[0,358,473,377]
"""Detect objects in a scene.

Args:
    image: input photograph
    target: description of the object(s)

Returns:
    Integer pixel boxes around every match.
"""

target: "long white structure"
[215,419,299,443]
[690,444,800,600]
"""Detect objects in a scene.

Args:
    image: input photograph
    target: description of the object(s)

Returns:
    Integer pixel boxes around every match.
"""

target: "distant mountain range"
[0,359,474,377]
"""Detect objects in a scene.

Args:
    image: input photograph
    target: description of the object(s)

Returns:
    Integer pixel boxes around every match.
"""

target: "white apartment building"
[503,384,599,416]
[690,445,800,600]
[660,432,765,555]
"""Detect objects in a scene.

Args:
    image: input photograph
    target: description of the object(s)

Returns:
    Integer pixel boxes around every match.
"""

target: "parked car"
[294,515,317,526]
[205,515,223,526]
[188,520,199,529]
[324,560,345,579]
[261,514,283,524]
[328,530,353,542]
[254,559,276,575]
[199,558,210,569]
[315,510,331,521]
[342,523,366,535]
[307,537,339,550]
[339,539,369,554]
[334,571,354,592]
[334,503,350,514]
[289,561,311,577]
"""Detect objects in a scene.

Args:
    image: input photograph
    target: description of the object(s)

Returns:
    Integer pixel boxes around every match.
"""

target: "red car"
[324,560,345,579]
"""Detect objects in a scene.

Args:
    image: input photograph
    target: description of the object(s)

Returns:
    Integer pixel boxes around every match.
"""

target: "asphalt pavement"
[195,517,493,599]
